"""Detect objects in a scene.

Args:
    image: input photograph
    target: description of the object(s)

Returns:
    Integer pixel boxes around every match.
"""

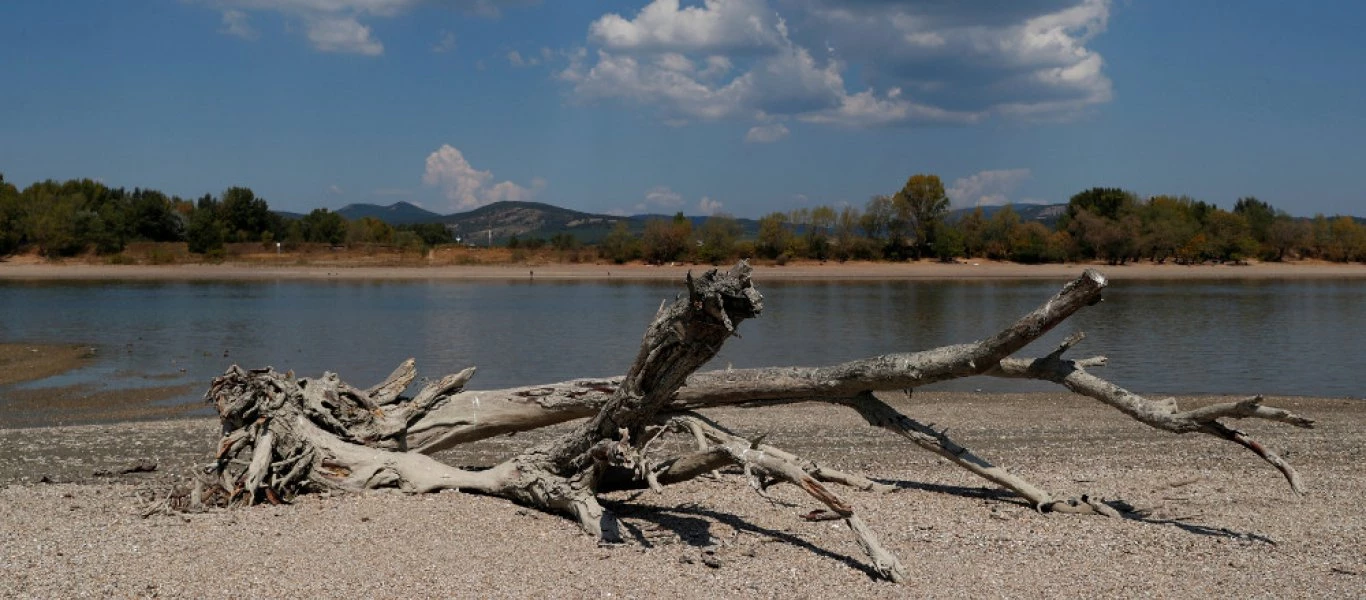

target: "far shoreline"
[2,258,1366,282]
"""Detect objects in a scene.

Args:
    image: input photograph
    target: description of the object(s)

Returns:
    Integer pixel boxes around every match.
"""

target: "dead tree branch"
[190,265,1315,583]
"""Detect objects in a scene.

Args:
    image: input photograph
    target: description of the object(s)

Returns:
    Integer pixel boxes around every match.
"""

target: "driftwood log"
[185,262,1313,583]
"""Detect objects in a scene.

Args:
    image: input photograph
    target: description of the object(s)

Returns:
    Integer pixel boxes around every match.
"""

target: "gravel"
[2,392,1363,598]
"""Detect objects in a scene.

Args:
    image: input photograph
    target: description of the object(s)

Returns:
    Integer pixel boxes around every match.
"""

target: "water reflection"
[1,277,1361,425]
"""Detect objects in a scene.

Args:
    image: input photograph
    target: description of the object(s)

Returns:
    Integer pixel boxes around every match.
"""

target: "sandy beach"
[3,258,1366,282]
[2,392,1363,597]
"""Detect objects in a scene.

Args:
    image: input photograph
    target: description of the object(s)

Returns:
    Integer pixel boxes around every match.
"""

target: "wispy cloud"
[219,9,257,40]
[208,0,539,55]
[306,16,383,55]
[432,31,456,53]
[507,50,539,67]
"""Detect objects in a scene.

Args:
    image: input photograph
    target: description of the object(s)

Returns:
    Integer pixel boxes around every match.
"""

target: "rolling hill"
[439,201,628,244]
[325,200,760,244]
[336,201,443,225]
[316,200,1078,244]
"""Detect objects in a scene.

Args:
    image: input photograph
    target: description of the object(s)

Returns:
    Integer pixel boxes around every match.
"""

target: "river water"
[1,277,1362,424]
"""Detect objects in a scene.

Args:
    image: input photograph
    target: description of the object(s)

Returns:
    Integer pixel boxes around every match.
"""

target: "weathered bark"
[187,264,1315,583]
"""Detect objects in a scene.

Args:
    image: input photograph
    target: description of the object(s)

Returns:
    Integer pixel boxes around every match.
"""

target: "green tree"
[301,208,348,245]
[129,188,184,242]
[395,230,425,254]
[1233,197,1276,245]
[550,232,580,251]
[1322,216,1366,262]
[186,205,227,254]
[802,205,835,260]
[399,223,453,247]
[1064,188,1141,262]
[891,174,950,259]
[0,178,24,255]
[598,221,639,264]
[696,214,741,264]
[1065,187,1139,222]
[1138,195,1200,263]
[1007,221,1065,264]
[1070,208,1140,264]
[931,221,964,261]
[859,195,893,246]
[24,190,83,256]
[1203,209,1257,262]
[1264,216,1308,261]
[832,205,865,261]
[756,212,792,260]
[641,212,691,264]
[957,208,987,258]
[982,206,1020,260]
[220,187,276,242]
[347,216,394,245]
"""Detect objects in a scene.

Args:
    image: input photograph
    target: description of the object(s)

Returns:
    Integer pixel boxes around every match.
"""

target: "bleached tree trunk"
[188,264,1314,583]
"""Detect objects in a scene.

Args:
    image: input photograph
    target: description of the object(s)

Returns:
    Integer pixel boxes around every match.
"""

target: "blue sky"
[1,0,1362,218]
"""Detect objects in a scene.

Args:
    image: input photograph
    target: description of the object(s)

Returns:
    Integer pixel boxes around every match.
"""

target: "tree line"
[2,172,1362,264]
[601,177,1366,265]
[0,175,450,258]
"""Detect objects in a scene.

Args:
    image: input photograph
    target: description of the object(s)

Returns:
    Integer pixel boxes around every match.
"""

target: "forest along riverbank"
[4,259,1366,281]
[1,393,1362,597]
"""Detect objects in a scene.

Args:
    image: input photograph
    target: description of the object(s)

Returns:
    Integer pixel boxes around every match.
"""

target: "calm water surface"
[2,277,1362,424]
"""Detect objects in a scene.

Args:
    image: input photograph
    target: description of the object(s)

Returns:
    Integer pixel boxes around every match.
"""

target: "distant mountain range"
[288,200,1071,243]
[328,201,762,244]
[946,203,1068,227]
[335,201,443,225]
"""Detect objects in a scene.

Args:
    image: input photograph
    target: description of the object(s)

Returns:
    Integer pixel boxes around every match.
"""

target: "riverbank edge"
[4,259,1366,281]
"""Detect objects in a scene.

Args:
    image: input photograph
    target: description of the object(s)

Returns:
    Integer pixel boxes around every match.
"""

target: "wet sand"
[4,259,1366,282]
[1,393,1362,597]
[0,344,201,429]
[0,343,97,387]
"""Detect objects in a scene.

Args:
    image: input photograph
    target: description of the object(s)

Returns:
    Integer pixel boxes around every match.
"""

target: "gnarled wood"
[185,264,1315,583]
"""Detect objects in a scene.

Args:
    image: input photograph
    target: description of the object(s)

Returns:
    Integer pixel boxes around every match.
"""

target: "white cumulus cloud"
[422,144,542,210]
[947,169,1033,207]
[744,123,789,143]
[699,196,724,215]
[562,0,1114,133]
[589,0,786,53]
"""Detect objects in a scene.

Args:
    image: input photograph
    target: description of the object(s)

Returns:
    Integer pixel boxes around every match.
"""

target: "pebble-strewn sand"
[3,393,1362,598]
